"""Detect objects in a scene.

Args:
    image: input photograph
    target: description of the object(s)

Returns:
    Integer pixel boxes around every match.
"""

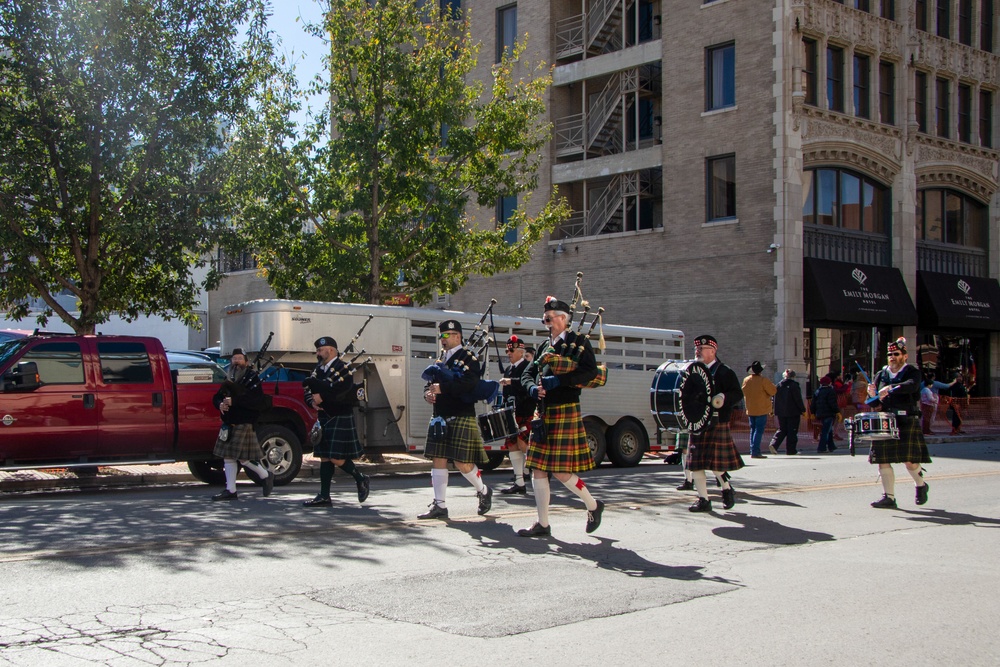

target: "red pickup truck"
[0,334,315,485]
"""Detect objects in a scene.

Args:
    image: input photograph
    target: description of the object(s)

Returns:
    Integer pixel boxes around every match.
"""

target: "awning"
[803,258,917,326]
[917,271,1000,331]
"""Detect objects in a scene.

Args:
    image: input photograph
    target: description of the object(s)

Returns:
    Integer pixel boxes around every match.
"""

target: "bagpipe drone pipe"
[535,272,609,389]
[421,300,501,405]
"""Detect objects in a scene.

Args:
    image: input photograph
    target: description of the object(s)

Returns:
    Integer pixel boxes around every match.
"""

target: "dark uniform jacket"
[870,363,922,416]
[213,367,267,425]
[773,377,806,417]
[522,331,597,407]
[305,356,356,416]
[811,384,840,418]
[707,359,743,423]
[503,357,537,419]
[434,346,480,418]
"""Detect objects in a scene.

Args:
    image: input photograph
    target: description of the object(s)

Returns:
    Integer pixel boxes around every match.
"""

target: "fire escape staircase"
[555,68,640,158]
[556,0,635,60]
[584,171,652,236]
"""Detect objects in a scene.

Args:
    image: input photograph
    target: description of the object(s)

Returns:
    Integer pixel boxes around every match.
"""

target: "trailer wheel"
[482,451,507,471]
[187,460,225,485]
[607,420,647,467]
[584,420,607,465]
[257,424,303,486]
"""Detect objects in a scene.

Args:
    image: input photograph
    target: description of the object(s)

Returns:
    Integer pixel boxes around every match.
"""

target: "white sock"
[223,459,238,493]
[907,466,926,486]
[431,468,448,507]
[240,459,268,479]
[461,466,486,494]
[693,470,708,499]
[532,475,551,526]
[509,450,527,486]
[716,472,731,490]
[879,465,895,497]
[560,474,598,511]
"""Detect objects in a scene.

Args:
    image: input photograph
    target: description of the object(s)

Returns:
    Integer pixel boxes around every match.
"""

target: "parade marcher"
[811,376,839,453]
[865,337,931,509]
[211,348,274,501]
[499,335,536,495]
[741,360,776,458]
[523,346,536,363]
[418,320,492,520]
[769,369,806,455]
[686,335,744,512]
[302,337,371,507]
[517,296,604,537]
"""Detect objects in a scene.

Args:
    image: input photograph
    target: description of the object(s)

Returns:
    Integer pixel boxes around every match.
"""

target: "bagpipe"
[220,332,273,411]
[421,300,501,404]
[303,317,373,406]
[534,272,609,389]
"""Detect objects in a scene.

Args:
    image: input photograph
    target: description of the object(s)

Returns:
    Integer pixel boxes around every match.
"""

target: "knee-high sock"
[532,475,551,526]
[907,466,926,486]
[715,472,732,490]
[224,459,238,493]
[559,474,598,511]
[509,450,527,486]
[461,466,486,493]
[240,459,268,480]
[319,460,334,498]
[880,464,895,497]
[693,470,708,499]
[339,458,365,483]
[431,468,448,507]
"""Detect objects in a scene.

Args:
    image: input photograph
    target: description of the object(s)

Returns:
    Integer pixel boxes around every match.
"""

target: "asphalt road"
[1,441,998,666]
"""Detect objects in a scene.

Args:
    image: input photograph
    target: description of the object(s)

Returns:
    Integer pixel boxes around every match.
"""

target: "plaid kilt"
[687,422,745,472]
[869,416,932,465]
[505,414,533,448]
[526,402,595,473]
[213,423,263,460]
[424,415,489,465]
[313,413,364,460]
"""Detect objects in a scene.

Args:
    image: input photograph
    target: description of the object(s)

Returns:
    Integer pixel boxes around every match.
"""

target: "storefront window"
[917,333,985,396]
[806,326,890,394]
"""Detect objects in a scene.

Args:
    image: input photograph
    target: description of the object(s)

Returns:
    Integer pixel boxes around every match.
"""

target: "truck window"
[97,342,154,384]
[21,342,85,384]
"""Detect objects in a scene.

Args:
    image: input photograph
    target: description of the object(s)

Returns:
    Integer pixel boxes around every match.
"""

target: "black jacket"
[305,356,357,416]
[811,385,839,418]
[773,377,806,417]
[213,367,267,425]
[707,359,743,423]
[434,346,480,418]
[869,363,922,416]
[522,331,597,407]
[504,357,536,418]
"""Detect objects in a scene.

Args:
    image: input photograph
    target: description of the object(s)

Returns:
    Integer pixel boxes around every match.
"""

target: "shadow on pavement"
[711,512,835,545]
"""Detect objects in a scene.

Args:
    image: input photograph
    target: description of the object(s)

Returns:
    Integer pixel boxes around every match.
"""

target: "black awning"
[917,271,1000,331]
[803,258,917,326]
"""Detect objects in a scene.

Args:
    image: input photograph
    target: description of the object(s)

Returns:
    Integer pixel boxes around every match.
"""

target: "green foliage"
[228,0,568,305]
[0,0,273,333]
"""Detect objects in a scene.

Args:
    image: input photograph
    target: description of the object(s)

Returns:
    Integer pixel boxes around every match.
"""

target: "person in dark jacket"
[812,376,840,453]
[499,335,536,495]
[768,369,806,455]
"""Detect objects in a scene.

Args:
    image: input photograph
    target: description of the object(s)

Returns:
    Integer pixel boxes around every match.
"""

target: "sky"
[266,1,327,127]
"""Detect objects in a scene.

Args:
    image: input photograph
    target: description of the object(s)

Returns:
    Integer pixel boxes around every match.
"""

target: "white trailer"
[220,299,685,467]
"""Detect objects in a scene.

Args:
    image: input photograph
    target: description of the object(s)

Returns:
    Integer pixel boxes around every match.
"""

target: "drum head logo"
[678,362,714,434]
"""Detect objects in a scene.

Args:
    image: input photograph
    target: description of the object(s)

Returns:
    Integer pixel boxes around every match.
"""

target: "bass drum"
[650,360,715,434]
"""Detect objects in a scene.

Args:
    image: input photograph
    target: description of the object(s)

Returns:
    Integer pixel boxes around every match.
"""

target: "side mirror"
[2,361,41,392]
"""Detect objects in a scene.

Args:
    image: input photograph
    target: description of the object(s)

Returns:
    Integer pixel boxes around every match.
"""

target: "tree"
[0,0,274,334]
[227,0,568,305]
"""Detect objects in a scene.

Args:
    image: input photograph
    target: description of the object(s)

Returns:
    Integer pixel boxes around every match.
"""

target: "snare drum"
[846,411,899,440]
[478,406,518,443]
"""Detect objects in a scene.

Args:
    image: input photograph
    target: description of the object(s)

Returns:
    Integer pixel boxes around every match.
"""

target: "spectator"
[811,376,840,453]
[742,360,777,459]
[769,369,806,455]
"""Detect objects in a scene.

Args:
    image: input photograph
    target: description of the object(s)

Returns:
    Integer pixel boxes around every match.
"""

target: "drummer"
[864,337,931,509]
[499,335,536,495]
[686,335,745,512]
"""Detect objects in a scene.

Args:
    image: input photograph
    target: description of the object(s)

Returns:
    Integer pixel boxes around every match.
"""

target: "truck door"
[0,340,99,464]
[95,341,171,457]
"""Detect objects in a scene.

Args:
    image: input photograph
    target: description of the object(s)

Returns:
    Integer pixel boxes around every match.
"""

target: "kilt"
[313,413,364,460]
[526,402,595,473]
[869,416,932,465]
[687,422,745,472]
[213,423,262,460]
[505,414,533,448]
[424,415,489,465]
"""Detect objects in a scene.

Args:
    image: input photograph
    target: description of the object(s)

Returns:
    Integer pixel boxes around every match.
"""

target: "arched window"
[916,188,988,249]
[803,167,890,234]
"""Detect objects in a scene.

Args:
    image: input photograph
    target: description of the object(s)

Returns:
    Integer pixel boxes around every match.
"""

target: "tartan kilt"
[526,402,595,473]
[213,423,263,460]
[505,414,533,447]
[687,422,745,472]
[424,415,489,465]
[313,413,364,460]
[868,416,932,464]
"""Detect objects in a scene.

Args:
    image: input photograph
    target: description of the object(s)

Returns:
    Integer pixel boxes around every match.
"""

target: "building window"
[853,53,871,118]
[958,83,972,142]
[983,0,995,52]
[496,4,517,62]
[802,167,888,234]
[916,71,928,132]
[852,0,871,11]
[879,61,895,125]
[440,0,461,20]
[959,0,974,45]
[937,0,951,39]
[706,43,736,111]
[880,0,895,20]
[827,45,845,112]
[916,0,928,31]
[706,155,736,221]
[981,90,994,147]
[917,188,988,249]
[936,77,951,138]
[803,38,818,106]
[498,195,518,244]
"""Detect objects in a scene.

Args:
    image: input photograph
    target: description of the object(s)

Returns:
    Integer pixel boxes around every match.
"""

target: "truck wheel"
[481,451,507,472]
[607,420,647,467]
[584,420,607,465]
[187,460,225,485]
[257,424,303,486]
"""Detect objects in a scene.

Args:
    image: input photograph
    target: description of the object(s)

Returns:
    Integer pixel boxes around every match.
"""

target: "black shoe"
[916,483,929,506]
[787,451,798,455]
[676,480,694,491]
[477,486,493,515]
[499,483,527,495]
[586,500,605,534]
[418,501,449,520]
[689,497,712,512]
[517,522,551,537]
[263,469,274,497]
[357,474,370,503]
[722,486,736,510]
[212,489,238,501]
[303,495,332,507]
[828,444,838,451]
[750,454,768,459]
[871,494,897,509]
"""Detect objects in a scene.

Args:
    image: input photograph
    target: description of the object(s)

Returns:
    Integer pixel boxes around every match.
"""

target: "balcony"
[917,241,987,277]
[804,226,890,266]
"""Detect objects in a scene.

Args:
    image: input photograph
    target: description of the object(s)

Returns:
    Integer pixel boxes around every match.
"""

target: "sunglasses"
[439,332,455,339]
[888,351,903,357]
